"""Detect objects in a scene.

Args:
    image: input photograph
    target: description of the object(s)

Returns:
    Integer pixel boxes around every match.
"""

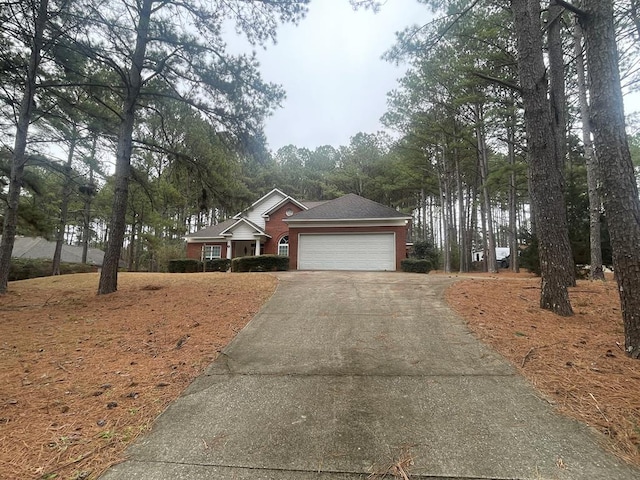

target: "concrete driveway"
[100,271,638,479]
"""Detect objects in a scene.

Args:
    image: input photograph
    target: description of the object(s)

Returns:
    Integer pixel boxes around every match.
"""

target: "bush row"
[169,256,432,274]
[400,258,432,274]
[231,255,289,272]
[9,259,95,281]
[167,258,231,273]
[168,255,289,273]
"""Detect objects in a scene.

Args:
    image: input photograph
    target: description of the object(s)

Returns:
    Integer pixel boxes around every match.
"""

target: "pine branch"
[472,72,521,93]
[553,0,586,17]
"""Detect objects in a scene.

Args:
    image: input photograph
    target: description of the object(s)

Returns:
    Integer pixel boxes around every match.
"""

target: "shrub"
[168,258,201,273]
[410,240,439,268]
[519,234,541,276]
[9,259,95,281]
[153,241,186,272]
[204,258,231,272]
[231,255,289,272]
[401,258,432,274]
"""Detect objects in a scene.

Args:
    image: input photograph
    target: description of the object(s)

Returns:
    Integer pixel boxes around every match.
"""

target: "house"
[185,188,411,271]
[5,236,106,266]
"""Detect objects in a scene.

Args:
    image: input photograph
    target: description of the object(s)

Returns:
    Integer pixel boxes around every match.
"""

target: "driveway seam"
[203,372,518,378]
[120,458,520,480]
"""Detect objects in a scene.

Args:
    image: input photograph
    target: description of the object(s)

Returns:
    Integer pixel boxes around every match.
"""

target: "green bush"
[204,258,231,272]
[410,240,439,268]
[168,258,201,273]
[519,233,541,276]
[9,259,95,281]
[231,255,289,272]
[401,258,432,274]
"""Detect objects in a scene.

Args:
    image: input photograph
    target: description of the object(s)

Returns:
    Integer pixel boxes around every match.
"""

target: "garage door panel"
[298,233,395,271]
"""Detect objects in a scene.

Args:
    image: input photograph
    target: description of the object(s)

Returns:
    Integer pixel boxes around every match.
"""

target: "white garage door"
[298,233,396,271]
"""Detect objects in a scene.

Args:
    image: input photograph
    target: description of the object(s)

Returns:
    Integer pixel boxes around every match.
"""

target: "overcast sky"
[230,0,431,152]
[229,2,640,153]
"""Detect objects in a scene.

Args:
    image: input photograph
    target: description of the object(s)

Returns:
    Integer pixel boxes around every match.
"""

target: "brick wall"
[185,242,227,260]
[263,201,304,254]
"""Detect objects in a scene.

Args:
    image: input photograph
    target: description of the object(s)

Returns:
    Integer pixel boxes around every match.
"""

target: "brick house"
[185,188,411,271]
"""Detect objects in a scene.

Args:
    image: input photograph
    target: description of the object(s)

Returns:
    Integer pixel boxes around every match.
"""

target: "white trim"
[262,197,308,217]
[233,188,289,219]
[278,235,289,257]
[187,236,225,242]
[286,219,409,228]
[220,217,267,236]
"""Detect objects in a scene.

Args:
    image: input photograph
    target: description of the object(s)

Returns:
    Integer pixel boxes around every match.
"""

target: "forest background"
[2,1,640,347]
[3,1,640,272]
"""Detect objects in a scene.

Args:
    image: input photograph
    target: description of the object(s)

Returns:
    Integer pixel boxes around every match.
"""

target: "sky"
[228,0,432,152]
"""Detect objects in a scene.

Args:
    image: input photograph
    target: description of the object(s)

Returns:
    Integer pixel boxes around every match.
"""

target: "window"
[278,236,289,256]
[203,245,221,260]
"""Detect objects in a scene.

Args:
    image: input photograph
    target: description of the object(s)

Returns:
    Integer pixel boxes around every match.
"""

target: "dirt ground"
[1,271,638,479]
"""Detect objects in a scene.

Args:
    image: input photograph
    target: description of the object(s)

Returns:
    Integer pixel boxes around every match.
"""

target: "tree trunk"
[0,0,49,294]
[455,149,469,272]
[418,188,424,240]
[438,148,452,273]
[581,0,640,357]
[507,99,520,272]
[476,105,497,273]
[135,211,144,271]
[98,0,153,294]
[52,124,78,275]
[549,0,576,287]
[127,218,136,271]
[81,192,92,263]
[549,1,567,175]
[573,18,604,281]
[469,182,478,265]
[82,138,97,264]
[479,184,488,271]
[465,184,475,268]
[511,0,574,316]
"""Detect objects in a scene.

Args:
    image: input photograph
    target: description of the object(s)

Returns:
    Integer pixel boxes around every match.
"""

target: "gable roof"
[220,217,269,237]
[262,195,308,217]
[187,188,309,241]
[185,218,236,239]
[233,188,308,220]
[185,217,270,241]
[286,193,411,221]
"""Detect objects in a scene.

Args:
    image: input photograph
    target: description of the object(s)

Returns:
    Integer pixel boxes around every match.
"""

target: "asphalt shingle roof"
[299,200,329,210]
[287,194,410,221]
[185,218,236,239]
[5,236,105,266]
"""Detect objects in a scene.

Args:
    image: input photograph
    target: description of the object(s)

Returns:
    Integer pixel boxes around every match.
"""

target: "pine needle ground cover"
[0,272,277,480]
[1,271,638,479]
[446,272,640,467]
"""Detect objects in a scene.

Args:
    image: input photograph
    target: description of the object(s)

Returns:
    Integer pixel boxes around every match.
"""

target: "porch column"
[255,239,261,256]
[226,240,232,259]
